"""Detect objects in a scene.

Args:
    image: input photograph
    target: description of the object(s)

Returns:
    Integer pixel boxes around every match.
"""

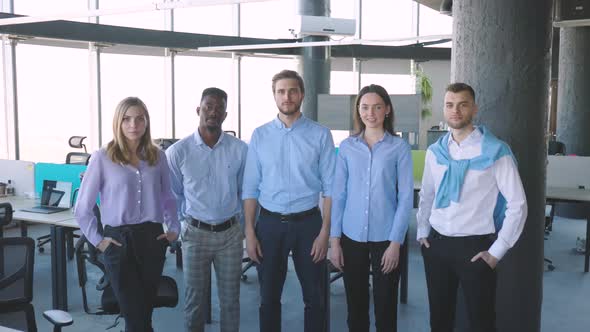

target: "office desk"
[0,196,78,310]
[546,186,590,272]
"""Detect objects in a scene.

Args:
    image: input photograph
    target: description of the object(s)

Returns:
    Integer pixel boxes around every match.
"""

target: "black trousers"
[102,222,167,332]
[421,230,497,332]
[255,208,326,332]
[341,234,400,332]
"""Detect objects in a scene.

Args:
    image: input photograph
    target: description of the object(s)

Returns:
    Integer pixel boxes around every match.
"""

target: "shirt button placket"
[137,170,141,206]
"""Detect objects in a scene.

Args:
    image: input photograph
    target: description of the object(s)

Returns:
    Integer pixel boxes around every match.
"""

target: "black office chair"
[154,138,184,269]
[0,237,73,332]
[224,130,237,137]
[65,136,91,165]
[548,141,566,156]
[0,203,14,238]
[74,205,178,318]
[154,138,179,151]
[544,204,556,271]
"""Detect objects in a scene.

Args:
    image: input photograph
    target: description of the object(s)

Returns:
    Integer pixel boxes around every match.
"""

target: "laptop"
[21,180,73,214]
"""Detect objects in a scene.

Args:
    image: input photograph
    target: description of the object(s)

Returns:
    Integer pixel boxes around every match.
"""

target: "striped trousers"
[182,220,244,332]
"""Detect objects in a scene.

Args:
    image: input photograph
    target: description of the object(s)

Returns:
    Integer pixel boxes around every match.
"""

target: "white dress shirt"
[416,128,527,260]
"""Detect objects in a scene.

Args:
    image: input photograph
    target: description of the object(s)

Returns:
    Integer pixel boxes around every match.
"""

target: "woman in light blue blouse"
[75,97,180,332]
[330,84,414,332]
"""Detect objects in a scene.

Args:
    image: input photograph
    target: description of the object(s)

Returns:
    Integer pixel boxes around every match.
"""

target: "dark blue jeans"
[102,222,167,332]
[255,207,326,332]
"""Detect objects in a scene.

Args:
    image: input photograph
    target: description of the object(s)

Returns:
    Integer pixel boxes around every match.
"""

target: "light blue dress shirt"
[242,115,336,214]
[330,133,413,243]
[166,131,248,224]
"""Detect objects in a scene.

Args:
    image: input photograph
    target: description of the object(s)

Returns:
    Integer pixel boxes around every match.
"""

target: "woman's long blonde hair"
[106,97,159,166]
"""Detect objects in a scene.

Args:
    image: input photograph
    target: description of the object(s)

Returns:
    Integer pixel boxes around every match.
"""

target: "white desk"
[1,196,78,310]
[546,186,590,272]
[3,196,77,226]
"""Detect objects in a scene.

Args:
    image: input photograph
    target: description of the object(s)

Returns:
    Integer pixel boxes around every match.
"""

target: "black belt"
[259,206,319,222]
[430,229,496,241]
[188,217,236,232]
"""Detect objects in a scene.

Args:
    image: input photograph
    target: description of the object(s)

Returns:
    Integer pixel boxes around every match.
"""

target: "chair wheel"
[241,275,247,281]
[38,247,45,253]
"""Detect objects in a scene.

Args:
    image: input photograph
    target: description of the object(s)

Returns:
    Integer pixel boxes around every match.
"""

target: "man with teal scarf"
[416,83,527,332]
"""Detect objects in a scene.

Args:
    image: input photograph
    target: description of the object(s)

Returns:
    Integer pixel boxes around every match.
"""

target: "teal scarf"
[428,126,514,230]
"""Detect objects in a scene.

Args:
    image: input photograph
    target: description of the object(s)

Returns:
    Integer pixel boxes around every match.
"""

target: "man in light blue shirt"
[167,87,248,332]
[242,70,336,332]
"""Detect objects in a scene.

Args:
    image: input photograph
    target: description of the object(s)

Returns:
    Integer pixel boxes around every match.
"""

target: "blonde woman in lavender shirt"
[75,97,180,332]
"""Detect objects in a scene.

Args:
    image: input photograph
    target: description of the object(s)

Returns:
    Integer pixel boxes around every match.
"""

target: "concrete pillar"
[556,27,590,156]
[297,0,330,121]
[451,1,552,331]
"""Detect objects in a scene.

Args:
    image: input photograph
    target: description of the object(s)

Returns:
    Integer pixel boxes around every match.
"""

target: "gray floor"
[2,211,589,332]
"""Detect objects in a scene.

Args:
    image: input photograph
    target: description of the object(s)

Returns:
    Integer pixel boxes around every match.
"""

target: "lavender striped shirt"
[75,148,180,246]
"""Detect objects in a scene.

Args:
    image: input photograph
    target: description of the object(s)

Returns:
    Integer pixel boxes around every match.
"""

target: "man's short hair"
[446,83,475,101]
[271,70,305,94]
[201,87,228,104]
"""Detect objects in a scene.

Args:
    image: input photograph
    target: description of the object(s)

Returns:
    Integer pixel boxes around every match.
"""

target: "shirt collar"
[448,126,482,147]
[193,129,225,148]
[272,112,306,129]
[353,131,392,144]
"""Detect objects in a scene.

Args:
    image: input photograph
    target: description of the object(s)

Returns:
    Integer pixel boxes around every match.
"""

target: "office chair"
[154,138,179,151]
[0,203,14,238]
[37,136,89,255]
[0,237,73,332]
[224,130,237,137]
[154,138,184,269]
[74,205,178,317]
[548,141,566,156]
[241,251,255,281]
[65,136,91,165]
[544,204,556,271]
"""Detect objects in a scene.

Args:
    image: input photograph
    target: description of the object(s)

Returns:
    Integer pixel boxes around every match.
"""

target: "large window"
[173,5,235,35]
[331,0,355,19]
[360,59,414,94]
[419,5,453,48]
[14,0,88,22]
[99,0,167,30]
[100,53,167,144]
[174,55,234,139]
[240,56,297,141]
[361,0,414,40]
[240,0,295,39]
[16,45,89,162]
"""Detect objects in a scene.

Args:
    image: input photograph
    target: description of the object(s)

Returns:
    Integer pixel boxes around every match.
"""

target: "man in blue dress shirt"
[167,87,248,332]
[242,70,336,332]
